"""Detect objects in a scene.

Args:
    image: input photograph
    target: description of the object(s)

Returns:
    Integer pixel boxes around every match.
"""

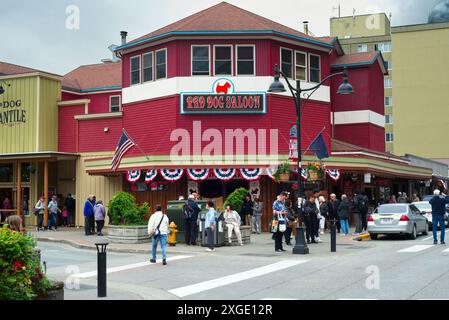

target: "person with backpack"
[148,205,169,265]
[205,201,217,252]
[48,195,61,231]
[272,191,288,252]
[183,194,201,246]
[352,191,368,235]
[360,191,369,233]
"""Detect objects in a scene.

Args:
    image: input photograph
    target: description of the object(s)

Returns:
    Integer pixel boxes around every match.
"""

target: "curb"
[35,237,203,255]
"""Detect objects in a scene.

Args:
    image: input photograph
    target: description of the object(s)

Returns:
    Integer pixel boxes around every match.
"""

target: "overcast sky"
[0,0,441,75]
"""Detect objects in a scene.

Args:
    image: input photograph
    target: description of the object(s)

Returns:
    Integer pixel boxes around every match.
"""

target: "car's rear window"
[376,205,408,214]
[413,202,431,211]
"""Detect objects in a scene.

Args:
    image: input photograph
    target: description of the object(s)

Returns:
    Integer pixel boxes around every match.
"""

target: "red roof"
[331,52,379,66]
[127,2,329,48]
[0,61,44,76]
[332,139,405,161]
[63,62,122,91]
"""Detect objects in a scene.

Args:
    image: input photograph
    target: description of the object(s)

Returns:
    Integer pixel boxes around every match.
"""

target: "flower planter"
[278,173,290,181]
[35,281,64,300]
[107,225,150,244]
[308,170,319,180]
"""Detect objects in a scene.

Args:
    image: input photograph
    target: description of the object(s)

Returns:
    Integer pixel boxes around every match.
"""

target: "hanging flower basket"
[306,162,325,181]
[272,162,291,182]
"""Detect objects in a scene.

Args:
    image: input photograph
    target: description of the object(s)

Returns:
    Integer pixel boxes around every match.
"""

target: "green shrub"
[224,188,249,213]
[108,192,148,225]
[0,225,51,300]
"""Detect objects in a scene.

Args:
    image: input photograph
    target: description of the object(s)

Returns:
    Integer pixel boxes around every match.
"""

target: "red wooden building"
[59,2,432,228]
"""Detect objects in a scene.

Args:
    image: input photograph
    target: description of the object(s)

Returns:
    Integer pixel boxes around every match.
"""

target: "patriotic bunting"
[325,169,341,182]
[293,168,308,181]
[240,168,263,181]
[213,168,236,181]
[126,170,141,183]
[265,167,276,181]
[187,168,210,181]
[144,169,158,183]
[160,168,184,182]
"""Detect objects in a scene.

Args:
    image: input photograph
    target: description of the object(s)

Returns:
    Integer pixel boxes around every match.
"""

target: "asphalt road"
[38,229,449,300]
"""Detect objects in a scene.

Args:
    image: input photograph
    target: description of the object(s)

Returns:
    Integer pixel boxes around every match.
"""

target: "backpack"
[182,202,194,219]
[357,196,368,213]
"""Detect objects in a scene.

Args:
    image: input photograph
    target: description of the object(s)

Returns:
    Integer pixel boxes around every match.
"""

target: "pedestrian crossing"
[397,244,449,254]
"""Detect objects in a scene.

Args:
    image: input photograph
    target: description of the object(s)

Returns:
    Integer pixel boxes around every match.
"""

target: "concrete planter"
[35,281,64,300]
[224,225,251,245]
[107,225,150,244]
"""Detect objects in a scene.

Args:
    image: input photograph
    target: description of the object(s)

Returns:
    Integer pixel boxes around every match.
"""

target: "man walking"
[183,194,201,245]
[328,193,341,233]
[48,195,60,231]
[429,189,449,245]
[83,195,94,236]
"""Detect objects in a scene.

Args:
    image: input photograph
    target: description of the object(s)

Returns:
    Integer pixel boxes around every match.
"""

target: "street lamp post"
[268,65,354,254]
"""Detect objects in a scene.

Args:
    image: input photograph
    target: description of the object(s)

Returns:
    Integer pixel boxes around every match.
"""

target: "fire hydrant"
[168,222,178,246]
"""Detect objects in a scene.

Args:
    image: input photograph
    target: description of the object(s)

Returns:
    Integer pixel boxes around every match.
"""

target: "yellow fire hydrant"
[168,222,178,246]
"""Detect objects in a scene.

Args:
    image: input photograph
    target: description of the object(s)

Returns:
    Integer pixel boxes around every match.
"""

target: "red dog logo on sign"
[215,81,231,94]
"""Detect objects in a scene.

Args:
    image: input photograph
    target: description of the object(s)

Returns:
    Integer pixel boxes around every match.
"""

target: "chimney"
[120,31,128,46]
[303,21,309,35]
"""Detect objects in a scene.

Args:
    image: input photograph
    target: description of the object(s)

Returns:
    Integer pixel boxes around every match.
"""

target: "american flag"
[111,129,135,172]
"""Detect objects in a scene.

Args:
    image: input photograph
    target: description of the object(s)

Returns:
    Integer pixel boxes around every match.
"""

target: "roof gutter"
[115,30,333,53]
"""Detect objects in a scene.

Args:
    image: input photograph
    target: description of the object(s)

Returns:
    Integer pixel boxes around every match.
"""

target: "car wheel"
[410,225,417,240]
[370,233,378,240]
[423,223,429,236]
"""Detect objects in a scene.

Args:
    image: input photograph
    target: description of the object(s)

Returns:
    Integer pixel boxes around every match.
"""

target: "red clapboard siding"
[87,92,122,114]
[334,123,385,152]
[78,118,123,152]
[58,105,84,152]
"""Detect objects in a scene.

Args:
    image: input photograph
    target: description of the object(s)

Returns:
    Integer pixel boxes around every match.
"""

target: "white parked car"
[412,201,449,229]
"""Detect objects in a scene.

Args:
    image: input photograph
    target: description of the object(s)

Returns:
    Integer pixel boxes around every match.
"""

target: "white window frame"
[142,52,154,83]
[236,44,256,76]
[155,48,167,81]
[384,77,392,88]
[191,45,211,76]
[295,50,308,82]
[376,42,392,52]
[386,133,394,142]
[385,114,393,124]
[280,47,293,79]
[357,44,368,53]
[386,60,392,70]
[385,96,393,107]
[130,55,141,86]
[213,45,233,76]
[109,95,121,113]
[309,53,321,83]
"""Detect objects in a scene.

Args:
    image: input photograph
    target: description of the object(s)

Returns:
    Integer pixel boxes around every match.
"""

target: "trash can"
[201,210,225,247]
[167,200,209,244]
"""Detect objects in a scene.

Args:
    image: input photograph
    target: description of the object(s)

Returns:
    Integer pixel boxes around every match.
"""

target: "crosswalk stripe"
[397,245,434,253]
[422,229,447,241]
[76,255,193,278]
[442,248,449,253]
[169,259,309,298]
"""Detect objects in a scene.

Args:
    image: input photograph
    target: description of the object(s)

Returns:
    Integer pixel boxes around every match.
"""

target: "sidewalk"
[28,226,371,257]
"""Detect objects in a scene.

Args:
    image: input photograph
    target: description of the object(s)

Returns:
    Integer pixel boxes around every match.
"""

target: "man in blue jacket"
[429,189,449,244]
[83,194,95,236]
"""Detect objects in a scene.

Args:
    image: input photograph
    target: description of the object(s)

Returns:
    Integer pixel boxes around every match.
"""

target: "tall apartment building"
[330,13,394,152]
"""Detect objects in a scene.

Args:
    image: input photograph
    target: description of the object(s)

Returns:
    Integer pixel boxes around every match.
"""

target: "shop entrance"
[0,188,14,222]
[199,179,249,209]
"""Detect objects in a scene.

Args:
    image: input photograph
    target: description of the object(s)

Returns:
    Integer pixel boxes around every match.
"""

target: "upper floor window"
[357,44,368,53]
[386,133,394,142]
[110,95,121,113]
[143,52,153,82]
[384,77,392,88]
[214,46,232,75]
[130,56,141,85]
[385,114,393,124]
[236,45,255,75]
[155,49,167,80]
[384,60,392,70]
[385,96,393,106]
[281,48,293,78]
[192,46,210,76]
[309,54,321,83]
[295,51,307,81]
[375,42,392,52]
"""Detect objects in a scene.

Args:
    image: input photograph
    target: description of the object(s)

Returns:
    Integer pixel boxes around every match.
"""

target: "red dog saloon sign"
[180,79,266,114]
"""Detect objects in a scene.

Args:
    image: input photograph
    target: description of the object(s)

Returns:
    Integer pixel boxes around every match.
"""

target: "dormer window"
[192,46,210,76]
[214,45,232,75]
[309,54,321,83]
[281,48,293,78]
[236,45,255,75]
[130,56,141,85]
[155,49,167,80]
[143,52,153,82]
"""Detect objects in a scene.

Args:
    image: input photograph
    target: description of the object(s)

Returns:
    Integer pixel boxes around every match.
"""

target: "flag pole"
[122,128,150,160]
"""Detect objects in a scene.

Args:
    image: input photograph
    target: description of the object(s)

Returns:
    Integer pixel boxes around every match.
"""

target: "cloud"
[0,0,440,75]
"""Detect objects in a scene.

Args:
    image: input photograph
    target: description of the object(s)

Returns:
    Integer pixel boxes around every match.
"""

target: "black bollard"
[331,219,336,252]
[95,241,109,298]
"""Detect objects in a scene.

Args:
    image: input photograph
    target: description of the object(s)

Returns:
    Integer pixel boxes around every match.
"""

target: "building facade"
[330,13,394,152]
